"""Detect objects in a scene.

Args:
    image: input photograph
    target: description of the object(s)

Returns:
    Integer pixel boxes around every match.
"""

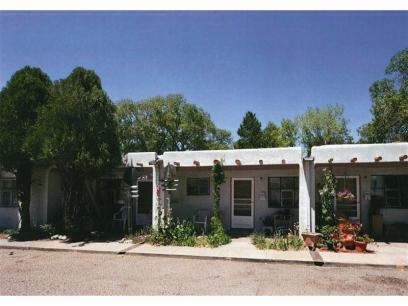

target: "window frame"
[371,175,408,209]
[186,177,211,196]
[268,176,299,208]
[0,178,17,207]
[335,176,360,219]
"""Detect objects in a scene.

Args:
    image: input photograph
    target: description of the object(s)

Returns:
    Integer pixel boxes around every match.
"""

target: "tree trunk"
[16,166,32,233]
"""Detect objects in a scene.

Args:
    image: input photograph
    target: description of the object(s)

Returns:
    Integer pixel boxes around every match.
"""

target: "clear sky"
[1,11,408,140]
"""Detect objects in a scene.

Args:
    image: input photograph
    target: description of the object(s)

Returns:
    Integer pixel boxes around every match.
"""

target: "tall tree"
[0,66,52,233]
[235,111,264,149]
[33,67,120,234]
[263,119,298,148]
[358,48,408,143]
[295,104,353,155]
[116,94,232,155]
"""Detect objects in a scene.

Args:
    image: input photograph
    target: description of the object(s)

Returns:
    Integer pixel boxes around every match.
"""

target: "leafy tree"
[33,67,120,235]
[279,119,298,147]
[295,104,353,155]
[0,66,52,233]
[263,119,298,148]
[235,111,264,149]
[358,48,408,143]
[116,94,232,155]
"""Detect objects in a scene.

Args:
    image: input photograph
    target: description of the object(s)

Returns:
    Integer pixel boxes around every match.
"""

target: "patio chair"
[273,214,292,236]
[193,209,210,234]
[112,206,128,232]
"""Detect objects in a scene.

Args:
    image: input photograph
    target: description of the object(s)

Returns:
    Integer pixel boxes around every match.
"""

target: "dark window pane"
[268,190,280,207]
[187,177,210,196]
[234,180,252,199]
[268,177,280,189]
[281,177,294,189]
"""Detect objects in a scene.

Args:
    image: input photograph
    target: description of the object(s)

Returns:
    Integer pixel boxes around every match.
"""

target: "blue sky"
[1,11,408,140]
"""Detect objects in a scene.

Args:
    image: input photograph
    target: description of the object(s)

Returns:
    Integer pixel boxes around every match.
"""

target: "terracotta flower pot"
[301,232,322,251]
[355,240,368,252]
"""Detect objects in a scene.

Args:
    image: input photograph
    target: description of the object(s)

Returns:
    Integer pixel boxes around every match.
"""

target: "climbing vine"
[318,167,337,227]
[208,160,230,246]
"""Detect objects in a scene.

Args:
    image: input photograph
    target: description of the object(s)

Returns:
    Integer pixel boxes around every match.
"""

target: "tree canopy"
[295,104,353,155]
[116,94,232,155]
[358,48,408,143]
[32,67,120,233]
[0,66,52,232]
[235,111,264,149]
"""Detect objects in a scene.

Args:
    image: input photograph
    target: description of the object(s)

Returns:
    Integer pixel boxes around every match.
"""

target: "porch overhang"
[162,147,303,167]
[311,143,408,165]
[123,152,158,167]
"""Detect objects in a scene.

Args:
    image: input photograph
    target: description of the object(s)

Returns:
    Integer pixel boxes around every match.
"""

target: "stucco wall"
[0,206,20,229]
[170,166,299,231]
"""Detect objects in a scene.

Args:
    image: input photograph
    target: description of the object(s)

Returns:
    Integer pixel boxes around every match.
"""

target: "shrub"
[170,219,196,246]
[208,216,230,247]
[251,232,267,249]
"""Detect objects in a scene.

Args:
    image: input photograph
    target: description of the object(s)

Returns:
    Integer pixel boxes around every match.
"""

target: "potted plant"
[355,234,375,252]
[301,229,323,251]
[336,189,356,203]
[320,225,340,251]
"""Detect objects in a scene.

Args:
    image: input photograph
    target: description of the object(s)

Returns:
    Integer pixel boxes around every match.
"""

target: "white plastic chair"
[193,209,210,234]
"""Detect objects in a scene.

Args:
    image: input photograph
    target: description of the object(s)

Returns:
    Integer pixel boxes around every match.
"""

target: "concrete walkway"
[1,237,407,268]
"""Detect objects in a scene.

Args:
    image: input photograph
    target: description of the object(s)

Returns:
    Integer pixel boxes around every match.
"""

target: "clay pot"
[355,240,368,252]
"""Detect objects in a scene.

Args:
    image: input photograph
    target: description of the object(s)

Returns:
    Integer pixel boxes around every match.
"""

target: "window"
[335,176,360,219]
[0,179,17,206]
[371,175,408,209]
[268,177,299,208]
[187,177,210,196]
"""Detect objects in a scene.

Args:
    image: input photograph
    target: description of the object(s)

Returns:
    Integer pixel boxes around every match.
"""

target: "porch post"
[298,158,315,233]
[151,163,159,230]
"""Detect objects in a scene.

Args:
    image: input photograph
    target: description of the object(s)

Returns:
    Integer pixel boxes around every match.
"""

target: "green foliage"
[32,67,121,234]
[149,218,197,247]
[358,48,408,143]
[116,94,232,155]
[208,216,231,247]
[251,232,267,249]
[251,232,304,251]
[208,161,230,246]
[236,111,264,148]
[263,119,298,148]
[295,104,353,155]
[318,168,337,227]
[0,66,52,233]
[320,225,340,250]
[39,224,58,237]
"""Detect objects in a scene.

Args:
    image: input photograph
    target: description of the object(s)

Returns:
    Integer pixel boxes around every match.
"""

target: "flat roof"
[311,143,408,164]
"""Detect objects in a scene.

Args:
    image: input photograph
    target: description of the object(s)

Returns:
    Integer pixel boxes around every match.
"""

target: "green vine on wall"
[208,160,230,246]
[318,167,337,227]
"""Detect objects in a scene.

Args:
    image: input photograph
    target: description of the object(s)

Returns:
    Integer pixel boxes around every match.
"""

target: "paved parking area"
[1,249,408,295]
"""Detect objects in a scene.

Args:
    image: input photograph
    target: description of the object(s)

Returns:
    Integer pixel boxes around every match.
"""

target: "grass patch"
[251,232,305,251]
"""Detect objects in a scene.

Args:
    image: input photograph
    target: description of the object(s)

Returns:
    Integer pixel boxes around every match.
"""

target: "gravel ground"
[0,249,407,295]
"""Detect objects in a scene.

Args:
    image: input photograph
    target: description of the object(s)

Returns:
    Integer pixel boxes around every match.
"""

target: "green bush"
[149,218,197,246]
[170,219,196,246]
[208,216,230,247]
[251,232,267,249]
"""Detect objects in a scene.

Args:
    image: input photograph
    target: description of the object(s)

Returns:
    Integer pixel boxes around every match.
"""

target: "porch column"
[151,164,159,230]
[298,158,315,233]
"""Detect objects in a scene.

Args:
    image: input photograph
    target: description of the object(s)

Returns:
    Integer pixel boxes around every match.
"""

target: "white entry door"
[231,178,254,229]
